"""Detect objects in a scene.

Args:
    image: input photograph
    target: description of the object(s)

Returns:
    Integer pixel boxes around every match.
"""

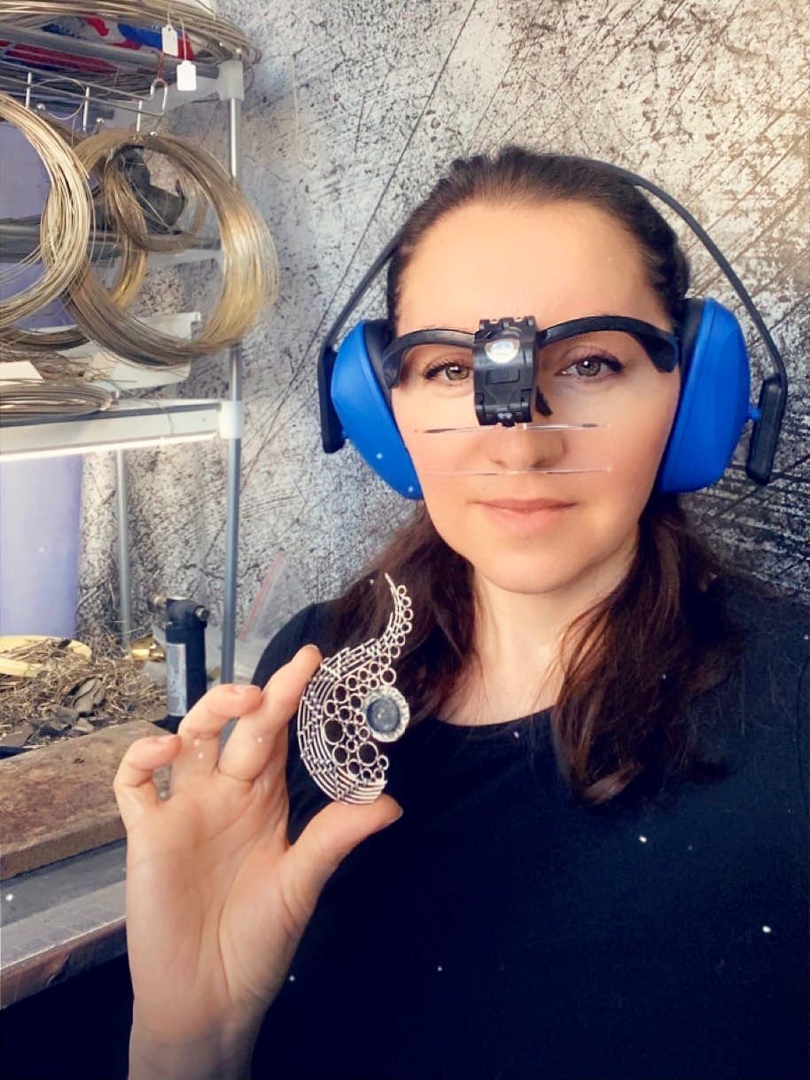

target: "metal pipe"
[228,94,242,180]
[219,91,243,685]
[114,449,132,646]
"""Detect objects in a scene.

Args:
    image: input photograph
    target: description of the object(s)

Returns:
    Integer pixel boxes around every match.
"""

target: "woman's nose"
[484,420,567,472]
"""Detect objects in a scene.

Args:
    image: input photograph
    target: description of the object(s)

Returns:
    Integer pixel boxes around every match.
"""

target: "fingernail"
[155,734,176,743]
[230,683,254,695]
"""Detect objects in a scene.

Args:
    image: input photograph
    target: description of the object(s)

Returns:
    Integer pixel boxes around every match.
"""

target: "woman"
[115,150,808,1080]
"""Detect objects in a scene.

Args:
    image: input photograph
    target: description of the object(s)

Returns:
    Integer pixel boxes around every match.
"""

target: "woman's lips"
[479,498,573,512]
[476,498,574,534]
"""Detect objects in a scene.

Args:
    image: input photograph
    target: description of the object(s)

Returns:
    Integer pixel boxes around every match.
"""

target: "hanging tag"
[162,22,179,56]
[176,59,197,91]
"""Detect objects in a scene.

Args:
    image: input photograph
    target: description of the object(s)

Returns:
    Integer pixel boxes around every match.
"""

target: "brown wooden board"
[0,720,163,879]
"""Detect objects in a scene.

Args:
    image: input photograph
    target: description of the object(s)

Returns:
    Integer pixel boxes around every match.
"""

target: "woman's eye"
[559,355,624,379]
[422,361,471,383]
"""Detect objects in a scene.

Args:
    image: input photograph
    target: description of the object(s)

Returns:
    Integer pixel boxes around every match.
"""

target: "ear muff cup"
[331,319,423,499]
[658,298,751,493]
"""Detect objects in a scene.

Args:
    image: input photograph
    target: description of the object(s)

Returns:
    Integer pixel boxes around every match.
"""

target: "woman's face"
[390,199,682,599]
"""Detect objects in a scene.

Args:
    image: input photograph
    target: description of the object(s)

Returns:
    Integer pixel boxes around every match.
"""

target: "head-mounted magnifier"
[381,314,679,477]
[382,315,679,418]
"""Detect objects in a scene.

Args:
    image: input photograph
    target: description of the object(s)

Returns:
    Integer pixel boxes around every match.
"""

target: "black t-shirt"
[251,582,808,1080]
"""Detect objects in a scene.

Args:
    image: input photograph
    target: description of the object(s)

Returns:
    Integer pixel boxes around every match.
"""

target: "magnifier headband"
[382,314,680,393]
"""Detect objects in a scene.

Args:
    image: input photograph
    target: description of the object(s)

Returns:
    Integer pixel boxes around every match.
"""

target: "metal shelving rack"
[0,19,249,682]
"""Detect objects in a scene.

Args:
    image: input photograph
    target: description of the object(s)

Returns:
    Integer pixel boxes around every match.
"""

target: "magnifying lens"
[383,315,679,478]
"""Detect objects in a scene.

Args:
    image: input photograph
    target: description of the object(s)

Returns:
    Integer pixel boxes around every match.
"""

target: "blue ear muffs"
[329,299,754,499]
[330,320,422,499]
[658,298,752,493]
[320,159,785,498]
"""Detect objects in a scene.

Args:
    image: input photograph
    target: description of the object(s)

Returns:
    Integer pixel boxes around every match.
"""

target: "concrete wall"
[77,0,808,643]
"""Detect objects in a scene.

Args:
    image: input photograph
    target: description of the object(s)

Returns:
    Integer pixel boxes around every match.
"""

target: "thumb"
[280,795,402,924]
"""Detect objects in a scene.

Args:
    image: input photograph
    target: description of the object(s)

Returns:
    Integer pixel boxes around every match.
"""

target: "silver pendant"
[297,575,413,804]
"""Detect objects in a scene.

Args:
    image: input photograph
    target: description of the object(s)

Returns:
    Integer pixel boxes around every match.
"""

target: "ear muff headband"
[319,159,787,497]
[318,233,401,455]
[579,159,787,489]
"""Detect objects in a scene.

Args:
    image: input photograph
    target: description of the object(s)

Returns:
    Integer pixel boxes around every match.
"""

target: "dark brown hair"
[387,148,691,330]
[332,148,738,804]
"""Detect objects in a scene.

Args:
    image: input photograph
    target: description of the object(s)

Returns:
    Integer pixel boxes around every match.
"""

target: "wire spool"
[0,92,93,337]
[0,102,149,353]
[0,378,111,420]
[62,128,278,367]
[100,143,210,254]
[0,338,112,421]
[0,232,149,354]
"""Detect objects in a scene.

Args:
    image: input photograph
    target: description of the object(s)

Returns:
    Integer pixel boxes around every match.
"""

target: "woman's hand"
[114,645,401,1079]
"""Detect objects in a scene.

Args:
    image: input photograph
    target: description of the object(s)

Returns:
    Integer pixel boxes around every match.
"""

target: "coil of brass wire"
[0,102,149,353]
[0,93,92,337]
[63,128,278,367]
[0,378,111,420]
[101,145,210,254]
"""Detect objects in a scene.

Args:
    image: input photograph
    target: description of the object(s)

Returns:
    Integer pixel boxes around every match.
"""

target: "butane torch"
[150,595,209,732]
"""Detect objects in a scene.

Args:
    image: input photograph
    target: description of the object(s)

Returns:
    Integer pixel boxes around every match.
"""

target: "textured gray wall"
[78,0,808,643]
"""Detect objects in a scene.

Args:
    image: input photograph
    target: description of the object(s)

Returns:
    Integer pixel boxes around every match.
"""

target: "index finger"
[177,683,264,740]
[170,683,265,794]
[216,645,322,785]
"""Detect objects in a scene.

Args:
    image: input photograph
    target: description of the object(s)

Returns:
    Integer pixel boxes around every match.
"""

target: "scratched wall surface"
[77,0,808,642]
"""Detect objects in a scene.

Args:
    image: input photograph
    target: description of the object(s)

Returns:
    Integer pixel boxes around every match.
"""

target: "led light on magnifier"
[474,317,537,426]
[485,337,521,364]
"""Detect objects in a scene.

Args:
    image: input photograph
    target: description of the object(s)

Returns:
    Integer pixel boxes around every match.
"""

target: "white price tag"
[176,58,198,91]
[161,22,179,56]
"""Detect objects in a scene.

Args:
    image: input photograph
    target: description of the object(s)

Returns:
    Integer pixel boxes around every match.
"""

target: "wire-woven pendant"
[297,575,413,804]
